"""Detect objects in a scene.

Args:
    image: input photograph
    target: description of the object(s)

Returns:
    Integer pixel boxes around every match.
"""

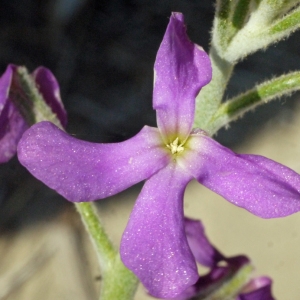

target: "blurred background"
[1,0,300,299]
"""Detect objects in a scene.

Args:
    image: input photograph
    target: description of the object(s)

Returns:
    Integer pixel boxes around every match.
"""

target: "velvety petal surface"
[180,133,300,218]
[237,277,274,300]
[0,65,27,163]
[121,163,198,299]
[32,67,67,128]
[153,12,211,143]
[17,121,169,201]
[184,218,224,267]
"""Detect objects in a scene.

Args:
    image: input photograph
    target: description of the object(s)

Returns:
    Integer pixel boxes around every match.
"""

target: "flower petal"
[0,65,14,138]
[153,12,212,143]
[32,67,67,128]
[0,65,12,111]
[180,134,300,218]
[17,121,169,201]
[0,102,27,163]
[238,277,274,300]
[184,218,224,268]
[121,163,198,299]
[0,65,27,163]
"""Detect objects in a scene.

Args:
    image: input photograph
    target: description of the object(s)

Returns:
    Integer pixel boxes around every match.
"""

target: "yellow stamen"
[167,137,184,155]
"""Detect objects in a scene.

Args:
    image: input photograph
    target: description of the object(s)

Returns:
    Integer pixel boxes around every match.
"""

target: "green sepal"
[225,3,300,62]
[232,0,252,30]
[10,66,63,129]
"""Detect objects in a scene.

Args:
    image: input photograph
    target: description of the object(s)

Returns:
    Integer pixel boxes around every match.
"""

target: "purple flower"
[17,12,300,298]
[0,64,66,163]
[237,277,274,300]
[170,218,275,300]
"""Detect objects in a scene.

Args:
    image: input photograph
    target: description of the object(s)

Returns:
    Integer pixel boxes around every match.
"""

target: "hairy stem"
[194,46,234,130]
[75,202,116,268]
[75,203,138,300]
[207,71,300,134]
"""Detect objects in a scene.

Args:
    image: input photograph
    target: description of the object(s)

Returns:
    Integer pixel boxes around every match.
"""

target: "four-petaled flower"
[0,64,66,163]
[17,13,300,298]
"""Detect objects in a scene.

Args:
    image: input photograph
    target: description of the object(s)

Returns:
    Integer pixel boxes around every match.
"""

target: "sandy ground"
[1,104,300,299]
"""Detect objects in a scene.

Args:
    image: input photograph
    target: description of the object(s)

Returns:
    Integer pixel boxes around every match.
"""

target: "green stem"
[269,5,300,35]
[247,0,300,26]
[207,71,300,134]
[195,0,243,130]
[75,203,116,269]
[266,0,300,17]
[75,203,138,300]
[225,3,300,62]
[194,46,234,130]
[100,256,138,300]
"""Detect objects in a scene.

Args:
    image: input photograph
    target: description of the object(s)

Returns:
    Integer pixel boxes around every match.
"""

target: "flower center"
[166,137,185,155]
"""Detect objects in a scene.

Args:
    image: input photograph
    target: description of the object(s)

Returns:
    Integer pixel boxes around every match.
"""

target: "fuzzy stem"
[75,203,138,300]
[225,3,300,62]
[75,203,116,268]
[194,46,234,130]
[99,256,138,300]
[194,0,244,130]
[207,71,300,134]
[269,5,300,35]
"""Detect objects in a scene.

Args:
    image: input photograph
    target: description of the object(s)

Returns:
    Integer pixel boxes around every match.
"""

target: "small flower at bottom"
[237,277,274,300]
[0,64,66,163]
[18,12,300,298]
[162,218,275,300]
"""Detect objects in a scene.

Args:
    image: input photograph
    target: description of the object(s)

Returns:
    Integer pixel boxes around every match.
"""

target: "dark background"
[1,0,300,230]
